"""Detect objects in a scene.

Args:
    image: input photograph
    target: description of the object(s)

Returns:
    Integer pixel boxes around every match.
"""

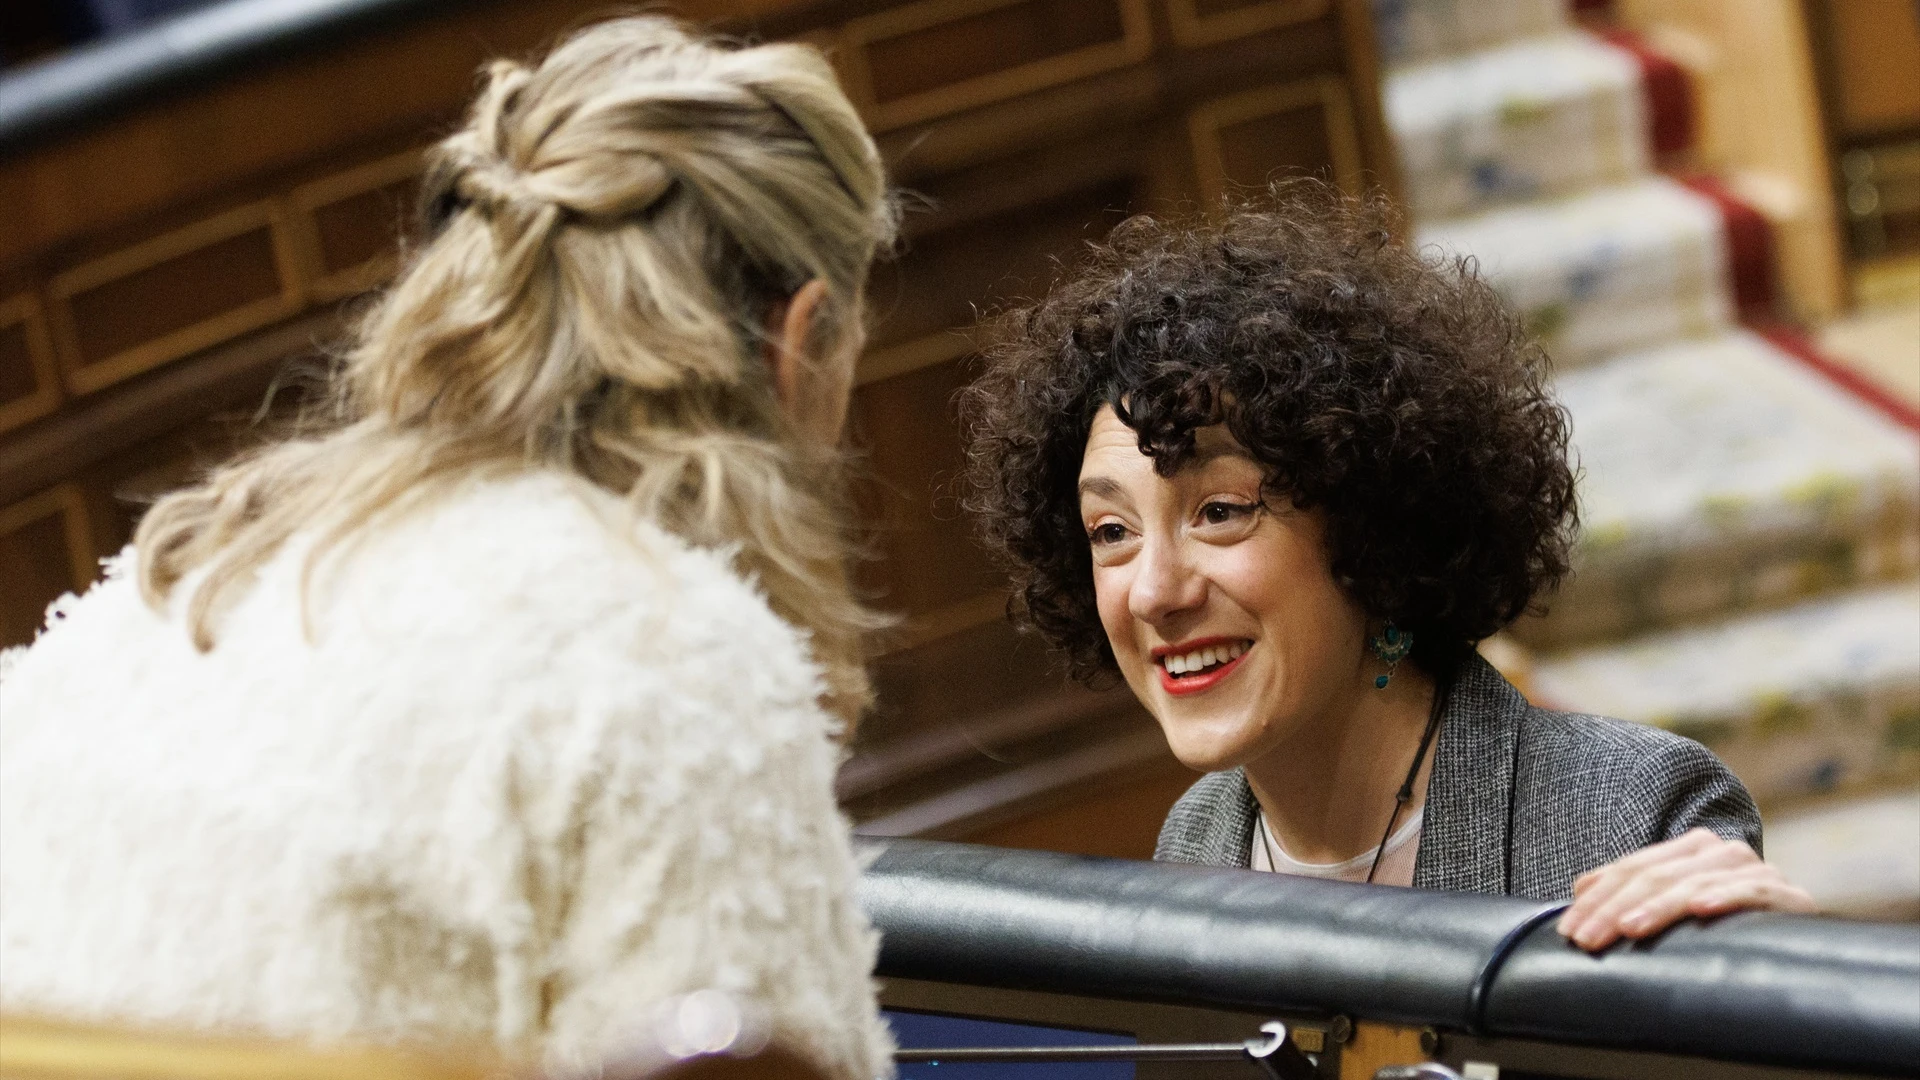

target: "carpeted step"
[1386,33,1648,222]
[1513,329,1919,649]
[1416,177,1734,366]
[1531,582,1920,806]
[1373,0,1568,68]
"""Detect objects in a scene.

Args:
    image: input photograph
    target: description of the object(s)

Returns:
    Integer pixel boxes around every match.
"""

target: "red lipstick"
[1152,637,1252,697]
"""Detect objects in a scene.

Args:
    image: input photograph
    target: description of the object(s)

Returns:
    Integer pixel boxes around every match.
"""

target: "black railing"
[0,0,456,152]
[859,838,1920,1076]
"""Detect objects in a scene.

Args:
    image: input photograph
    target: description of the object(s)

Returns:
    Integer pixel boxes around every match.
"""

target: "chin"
[1156,712,1263,774]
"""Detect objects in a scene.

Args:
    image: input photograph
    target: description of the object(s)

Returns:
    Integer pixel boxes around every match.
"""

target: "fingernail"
[1621,911,1649,934]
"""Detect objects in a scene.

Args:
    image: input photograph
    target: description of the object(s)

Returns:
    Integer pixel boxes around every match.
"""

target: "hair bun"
[451,157,541,218]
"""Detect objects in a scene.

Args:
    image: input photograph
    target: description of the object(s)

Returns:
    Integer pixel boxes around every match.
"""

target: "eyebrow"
[1077,476,1125,502]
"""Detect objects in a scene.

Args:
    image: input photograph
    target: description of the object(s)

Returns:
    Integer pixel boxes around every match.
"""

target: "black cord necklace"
[1365,671,1451,885]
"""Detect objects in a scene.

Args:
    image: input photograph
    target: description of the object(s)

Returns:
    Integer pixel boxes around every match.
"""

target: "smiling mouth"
[1154,639,1252,696]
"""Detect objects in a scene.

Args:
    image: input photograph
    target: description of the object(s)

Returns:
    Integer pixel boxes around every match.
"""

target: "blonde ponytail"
[137,16,898,725]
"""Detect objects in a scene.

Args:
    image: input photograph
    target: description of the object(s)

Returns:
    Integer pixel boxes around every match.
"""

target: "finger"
[1566,840,1757,950]
[1617,865,1767,939]
[1579,839,1756,943]
[1581,846,1758,948]
[1685,866,1818,917]
[1559,826,1743,937]
[1560,831,1728,935]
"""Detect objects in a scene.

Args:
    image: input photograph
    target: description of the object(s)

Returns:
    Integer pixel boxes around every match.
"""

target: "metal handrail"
[860,838,1920,1076]
[895,1021,1317,1079]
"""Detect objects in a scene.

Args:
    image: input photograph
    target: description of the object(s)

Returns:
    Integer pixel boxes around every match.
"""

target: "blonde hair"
[136,16,899,724]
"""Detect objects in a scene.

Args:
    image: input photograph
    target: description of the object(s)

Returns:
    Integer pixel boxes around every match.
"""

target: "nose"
[1128,536,1207,626]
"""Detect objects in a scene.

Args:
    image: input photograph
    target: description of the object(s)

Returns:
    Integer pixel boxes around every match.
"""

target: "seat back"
[0,1014,501,1080]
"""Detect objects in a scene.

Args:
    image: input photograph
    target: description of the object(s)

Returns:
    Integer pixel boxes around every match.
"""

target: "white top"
[1251,810,1424,887]
[0,471,891,1080]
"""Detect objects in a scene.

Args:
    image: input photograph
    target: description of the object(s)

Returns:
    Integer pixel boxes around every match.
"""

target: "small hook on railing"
[1244,1020,1318,1080]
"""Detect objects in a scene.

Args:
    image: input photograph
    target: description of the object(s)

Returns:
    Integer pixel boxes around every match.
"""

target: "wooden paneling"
[48,202,303,396]
[0,294,60,435]
[851,354,1000,619]
[1190,76,1362,200]
[1821,0,1920,141]
[840,0,1153,131]
[0,399,299,650]
[870,176,1140,353]
[1168,0,1329,49]
[289,150,425,302]
[859,617,1089,747]
[850,173,1140,642]
[1338,1023,1431,1080]
[0,307,343,512]
[0,485,92,647]
[962,753,1196,858]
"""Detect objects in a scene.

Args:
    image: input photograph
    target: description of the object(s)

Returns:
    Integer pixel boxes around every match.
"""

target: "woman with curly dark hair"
[961,181,1811,949]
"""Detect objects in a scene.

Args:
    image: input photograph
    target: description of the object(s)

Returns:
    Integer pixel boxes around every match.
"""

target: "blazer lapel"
[1411,654,1526,894]
[1213,769,1259,868]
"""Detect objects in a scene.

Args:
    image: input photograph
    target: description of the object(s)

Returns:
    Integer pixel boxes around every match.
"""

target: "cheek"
[1212,537,1365,665]
[1090,565,1135,657]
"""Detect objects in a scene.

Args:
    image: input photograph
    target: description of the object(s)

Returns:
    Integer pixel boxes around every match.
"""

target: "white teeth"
[1162,641,1250,675]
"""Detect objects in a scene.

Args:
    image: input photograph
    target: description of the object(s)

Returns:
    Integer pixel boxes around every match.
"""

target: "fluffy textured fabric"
[0,472,892,1079]
[1154,653,1763,900]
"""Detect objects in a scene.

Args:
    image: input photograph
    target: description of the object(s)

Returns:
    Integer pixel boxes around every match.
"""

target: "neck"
[1243,663,1440,865]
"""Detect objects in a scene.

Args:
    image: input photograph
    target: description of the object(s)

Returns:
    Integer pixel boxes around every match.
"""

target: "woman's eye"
[1200,501,1254,525]
[1087,522,1130,546]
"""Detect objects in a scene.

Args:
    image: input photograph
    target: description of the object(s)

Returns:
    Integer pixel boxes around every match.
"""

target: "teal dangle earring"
[1368,622,1413,689]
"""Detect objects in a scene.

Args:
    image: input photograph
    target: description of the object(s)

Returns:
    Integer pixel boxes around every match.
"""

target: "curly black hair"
[959,181,1578,680]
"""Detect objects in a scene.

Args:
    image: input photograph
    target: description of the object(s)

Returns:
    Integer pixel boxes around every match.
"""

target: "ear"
[761,279,829,410]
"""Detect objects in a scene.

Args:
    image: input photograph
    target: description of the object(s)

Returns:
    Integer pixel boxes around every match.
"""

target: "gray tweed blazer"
[1153,653,1761,900]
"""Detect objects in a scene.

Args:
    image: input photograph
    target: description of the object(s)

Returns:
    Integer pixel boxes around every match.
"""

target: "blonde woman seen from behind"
[0,18,898,1079]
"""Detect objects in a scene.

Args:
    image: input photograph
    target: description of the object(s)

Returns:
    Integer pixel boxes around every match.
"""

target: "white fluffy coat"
[0,472,892,1079]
